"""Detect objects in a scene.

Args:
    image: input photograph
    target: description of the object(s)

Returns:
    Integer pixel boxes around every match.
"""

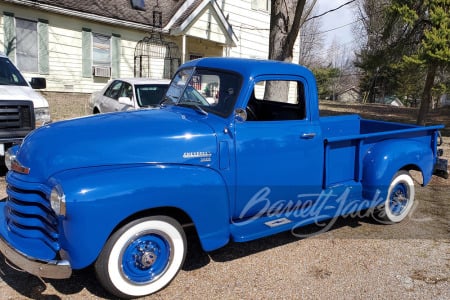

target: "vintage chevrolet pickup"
[0,58,447,298]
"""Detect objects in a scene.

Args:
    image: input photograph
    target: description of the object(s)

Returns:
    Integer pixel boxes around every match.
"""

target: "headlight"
[50,185,66,216]
[4,148,16,171]
[34,107,51,126]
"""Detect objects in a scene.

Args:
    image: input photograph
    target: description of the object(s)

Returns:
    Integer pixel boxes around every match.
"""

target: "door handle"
[301,132,316,139]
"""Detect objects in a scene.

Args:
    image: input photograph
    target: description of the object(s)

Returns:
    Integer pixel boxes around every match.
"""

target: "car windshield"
[135,84,168,107]
[0,57,28,86]
[164,67,242,117]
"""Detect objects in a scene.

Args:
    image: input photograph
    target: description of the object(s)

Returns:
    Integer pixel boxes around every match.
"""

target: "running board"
[230,189,372,242]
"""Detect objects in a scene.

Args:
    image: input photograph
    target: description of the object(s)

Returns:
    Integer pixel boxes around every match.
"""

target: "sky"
[315,0,357,49]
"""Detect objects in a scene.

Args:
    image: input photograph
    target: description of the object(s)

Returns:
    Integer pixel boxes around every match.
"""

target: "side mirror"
[118,97,133,106]
[234,108,247,122]
[30,77,46,89]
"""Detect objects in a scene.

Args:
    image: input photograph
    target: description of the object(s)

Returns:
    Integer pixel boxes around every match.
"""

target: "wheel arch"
[399,164,424,185]
[362,139,433,202]
[56,164,231,270]
[110,206,196,244]
[117,206,194,229]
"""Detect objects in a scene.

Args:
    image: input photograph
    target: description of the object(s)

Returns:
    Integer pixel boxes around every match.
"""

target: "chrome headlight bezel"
[5,146,30,174]
[50,184,66,216]
[4,148,16,171]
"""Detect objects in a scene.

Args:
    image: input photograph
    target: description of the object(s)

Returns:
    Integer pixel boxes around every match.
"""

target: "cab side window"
[247,80,306,121]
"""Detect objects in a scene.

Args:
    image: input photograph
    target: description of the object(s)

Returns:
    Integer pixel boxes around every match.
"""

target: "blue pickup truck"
[0,58,447,298]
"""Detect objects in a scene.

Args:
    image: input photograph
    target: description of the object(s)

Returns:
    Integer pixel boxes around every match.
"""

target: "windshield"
[164,67,242,117]
[136,84,168,107]
[0,57,28,86]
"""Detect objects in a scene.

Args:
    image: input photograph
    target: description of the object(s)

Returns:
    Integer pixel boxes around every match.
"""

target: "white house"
[335,87,360,103]
[439,94,450,107]
[1,0,299,94]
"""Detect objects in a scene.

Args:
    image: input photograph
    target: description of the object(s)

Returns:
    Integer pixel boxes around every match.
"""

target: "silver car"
[88,78,170,114]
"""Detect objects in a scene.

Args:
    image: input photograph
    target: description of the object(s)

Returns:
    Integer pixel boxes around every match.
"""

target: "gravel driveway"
[0,194,448,299]
[0,96,448,299]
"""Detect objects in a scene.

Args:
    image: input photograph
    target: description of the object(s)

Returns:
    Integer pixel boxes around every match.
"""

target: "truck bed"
[320,115,443,188]
[320,114,434,139]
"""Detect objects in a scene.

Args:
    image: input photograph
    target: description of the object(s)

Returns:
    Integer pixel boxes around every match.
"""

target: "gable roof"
[336,87,359,96]
[4,0,183,29]
[165,0,237,46]
[4,0,236,45]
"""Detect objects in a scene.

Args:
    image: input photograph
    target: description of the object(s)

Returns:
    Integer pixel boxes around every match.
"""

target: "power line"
[300,19,362,38]
[305,0,357,22]
[236,1,362,37]
[236,17,362,35]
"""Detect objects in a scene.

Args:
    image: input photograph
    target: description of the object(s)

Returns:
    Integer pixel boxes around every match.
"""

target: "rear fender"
[362,139,433,203]
[51,164,230,269]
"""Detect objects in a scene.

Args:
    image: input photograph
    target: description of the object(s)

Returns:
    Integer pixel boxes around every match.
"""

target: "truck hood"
[15,108,218,181]
[0,85,49,108]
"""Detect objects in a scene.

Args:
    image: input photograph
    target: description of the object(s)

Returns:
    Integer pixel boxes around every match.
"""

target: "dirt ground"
[0,93,448,299]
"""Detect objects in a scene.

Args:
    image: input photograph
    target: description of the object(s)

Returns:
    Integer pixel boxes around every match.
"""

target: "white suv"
[0,52,51,157]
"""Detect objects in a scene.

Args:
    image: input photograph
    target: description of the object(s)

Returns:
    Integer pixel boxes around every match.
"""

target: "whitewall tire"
[95,216,187,298]
[376,171,415,223]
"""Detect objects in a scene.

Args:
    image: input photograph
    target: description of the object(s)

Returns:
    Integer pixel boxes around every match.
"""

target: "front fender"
[362,139,434,202]
[52,164,230,269]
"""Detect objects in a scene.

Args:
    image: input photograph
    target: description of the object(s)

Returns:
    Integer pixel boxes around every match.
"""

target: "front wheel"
[375,171,415,223]
[95,216,187,298]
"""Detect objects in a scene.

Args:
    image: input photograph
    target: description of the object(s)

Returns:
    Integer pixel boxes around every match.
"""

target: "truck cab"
[0,58,447,298]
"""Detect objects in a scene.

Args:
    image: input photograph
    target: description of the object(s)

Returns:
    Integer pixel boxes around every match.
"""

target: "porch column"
[181,34,186,64]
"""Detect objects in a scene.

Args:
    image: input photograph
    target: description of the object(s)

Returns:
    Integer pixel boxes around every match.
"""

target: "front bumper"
[0,234,72,279]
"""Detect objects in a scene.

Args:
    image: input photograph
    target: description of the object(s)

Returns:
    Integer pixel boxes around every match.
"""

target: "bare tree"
[266,0,312,101]
[268,0,307,62]
[298,1,323,68]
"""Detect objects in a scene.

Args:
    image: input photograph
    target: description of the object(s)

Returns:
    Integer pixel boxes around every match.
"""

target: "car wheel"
[95,216,187,298]
[375,171,415,223]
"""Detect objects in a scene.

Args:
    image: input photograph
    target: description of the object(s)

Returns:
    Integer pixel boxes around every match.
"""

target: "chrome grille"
[6,185,60,252]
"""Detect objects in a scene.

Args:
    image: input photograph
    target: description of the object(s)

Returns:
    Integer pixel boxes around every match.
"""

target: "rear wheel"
[376,171,415,223]
[95,216,187,298]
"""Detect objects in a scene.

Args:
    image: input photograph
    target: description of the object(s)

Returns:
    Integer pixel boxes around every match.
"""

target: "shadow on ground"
[0,215,388,299]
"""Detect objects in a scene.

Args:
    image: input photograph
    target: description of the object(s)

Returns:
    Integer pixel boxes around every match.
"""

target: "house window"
[93,33,111,67]
[15,18,38,72]
[82,29,120,78]
[251,0,270,12]
[131,0,146,11]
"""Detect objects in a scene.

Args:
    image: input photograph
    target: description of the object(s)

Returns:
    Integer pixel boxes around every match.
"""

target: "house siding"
[44,16,162,93]
[1,1,301,94]
[186,37,223,58]
[221,0,300,60]
[222,0,270,59]
[0,3,166,93]
[186,6,227,45]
